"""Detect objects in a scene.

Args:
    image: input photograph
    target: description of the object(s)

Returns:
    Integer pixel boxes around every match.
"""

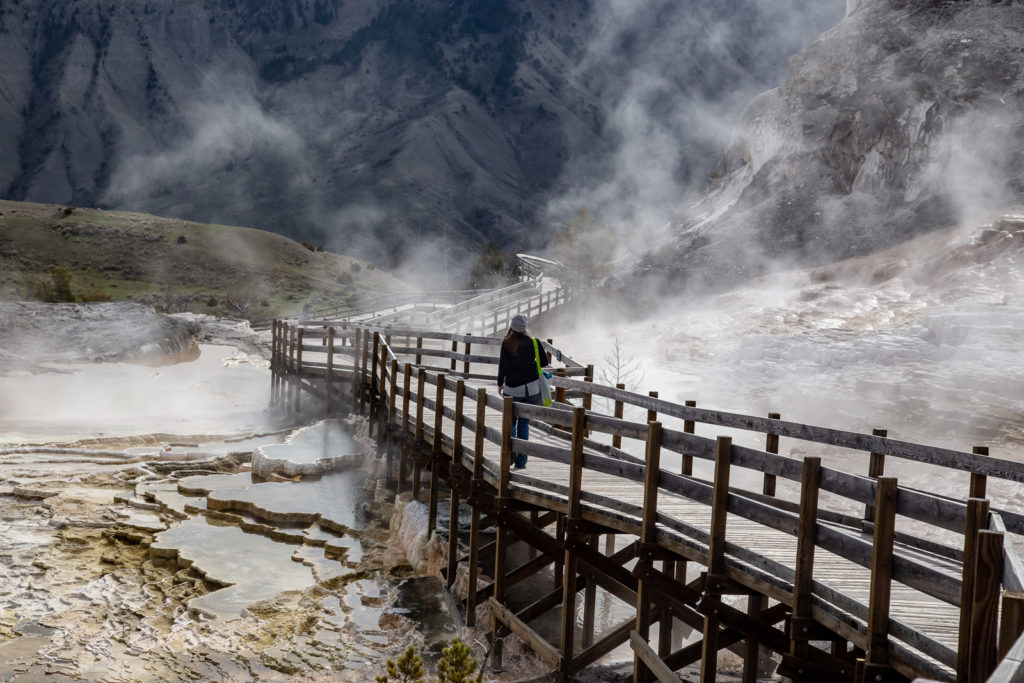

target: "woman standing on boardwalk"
[497,313,550,468]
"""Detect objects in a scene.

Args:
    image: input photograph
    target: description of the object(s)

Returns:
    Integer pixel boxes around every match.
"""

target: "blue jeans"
[511,392,540,467]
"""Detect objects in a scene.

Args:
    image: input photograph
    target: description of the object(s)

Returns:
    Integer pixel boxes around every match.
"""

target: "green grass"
[0,200,407,320]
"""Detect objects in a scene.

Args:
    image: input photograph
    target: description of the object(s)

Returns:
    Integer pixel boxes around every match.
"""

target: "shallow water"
[253,419,362,477]
[153,516,318,619]
[0,344,277,443]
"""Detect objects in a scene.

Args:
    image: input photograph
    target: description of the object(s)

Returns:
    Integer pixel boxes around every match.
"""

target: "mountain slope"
[636,0,1024,293]
[0,200,404,318]
[0,0,842,265]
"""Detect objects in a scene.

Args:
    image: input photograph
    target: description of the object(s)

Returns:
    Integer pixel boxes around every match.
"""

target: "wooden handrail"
[271,314,1024,683]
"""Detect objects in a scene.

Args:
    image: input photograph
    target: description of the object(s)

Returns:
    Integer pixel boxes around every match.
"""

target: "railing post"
[999,591,1024,660]
[415,336,423,365]
[682,400,696,476]
[377,338,388,440]
[446,380,465,588]
[967,529,1003,682]
[863,428,887,530]
[413,368,426,500]
[324,327,335,417]
[464,336,472,375]
[294,327,304,414]
[613,383,625,449]
[583,530,598,649]
[466,387,487,628]
[559,406,587,682]
[428,373,446,533]
[370,331,380,417]
[789,456,821,663]
[647,391,658,423]
[450,339,458,371]
[970,446,989,499]
[388,358,398,427]
[743,412,779,683]
[351,327,361,413]
[287,324,297,412]
[633,420,663,683]
[762,412,781,496]
[360,328,370,414]
[957,497,990,682]
[491,396,516,665]
[701,436,732,683]
[555,367,567,404]
[583,365,594,438]
[863,476,898,679]
[270,320,278,406]
[398,363,412,494]
[385,358,398,487]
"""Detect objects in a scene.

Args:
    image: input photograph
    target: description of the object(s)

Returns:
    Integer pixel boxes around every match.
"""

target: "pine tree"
[375,645,425,683]
[436,638,482,683]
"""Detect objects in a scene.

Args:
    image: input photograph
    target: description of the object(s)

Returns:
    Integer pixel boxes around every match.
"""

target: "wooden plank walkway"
[269,320,1024,683]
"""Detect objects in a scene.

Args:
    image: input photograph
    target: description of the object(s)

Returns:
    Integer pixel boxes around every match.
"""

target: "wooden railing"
[268,322,1024,683]
[256,253,566,331]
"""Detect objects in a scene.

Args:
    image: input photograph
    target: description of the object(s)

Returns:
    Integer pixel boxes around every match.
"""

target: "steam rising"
[104,70,313,227]
[546,0,844,248]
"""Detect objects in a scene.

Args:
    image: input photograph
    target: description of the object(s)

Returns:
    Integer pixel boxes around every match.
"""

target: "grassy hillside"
[0,200,408,320]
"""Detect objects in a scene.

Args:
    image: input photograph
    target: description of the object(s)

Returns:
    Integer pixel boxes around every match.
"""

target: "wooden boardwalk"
[268,319,1024,683]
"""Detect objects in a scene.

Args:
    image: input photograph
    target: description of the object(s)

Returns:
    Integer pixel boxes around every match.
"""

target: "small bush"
[32,279,52,301]
[337,272,354,285]
[260,299,269,307]
[437,638,483,683]
[206,296,218,307]
[80,290,112,302]
[62,206,74,216]
[375,645,424,683]
[51,267,73,301]
[350,262,361,273]
[301,241,316,251]
[176,235,187,244]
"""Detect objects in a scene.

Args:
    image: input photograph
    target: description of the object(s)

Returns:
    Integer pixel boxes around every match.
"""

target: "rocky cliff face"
[0,0,840,266]
[639,0,1024,292]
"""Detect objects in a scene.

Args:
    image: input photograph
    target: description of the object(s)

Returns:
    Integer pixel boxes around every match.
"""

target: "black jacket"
[497,333,550,389]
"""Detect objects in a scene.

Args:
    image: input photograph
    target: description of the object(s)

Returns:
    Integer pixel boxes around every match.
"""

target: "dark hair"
[503,329,524,355]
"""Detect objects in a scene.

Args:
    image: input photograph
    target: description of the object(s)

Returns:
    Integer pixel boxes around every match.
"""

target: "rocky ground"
[0,302,770,682]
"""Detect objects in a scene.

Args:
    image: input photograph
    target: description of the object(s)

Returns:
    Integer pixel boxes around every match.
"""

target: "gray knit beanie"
[509,314,528,333]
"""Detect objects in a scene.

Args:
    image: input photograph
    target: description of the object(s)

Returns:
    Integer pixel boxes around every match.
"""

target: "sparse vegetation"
[79,289,112,302]
[32,267,76,303]
[374,639,482,683]
[598,336,645,413]
[0,200,408,319]
[465,241,515,289]
[552,209,615,291]
[436,639,483,683]
[222,277,265,318]
[376,645,425,683]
